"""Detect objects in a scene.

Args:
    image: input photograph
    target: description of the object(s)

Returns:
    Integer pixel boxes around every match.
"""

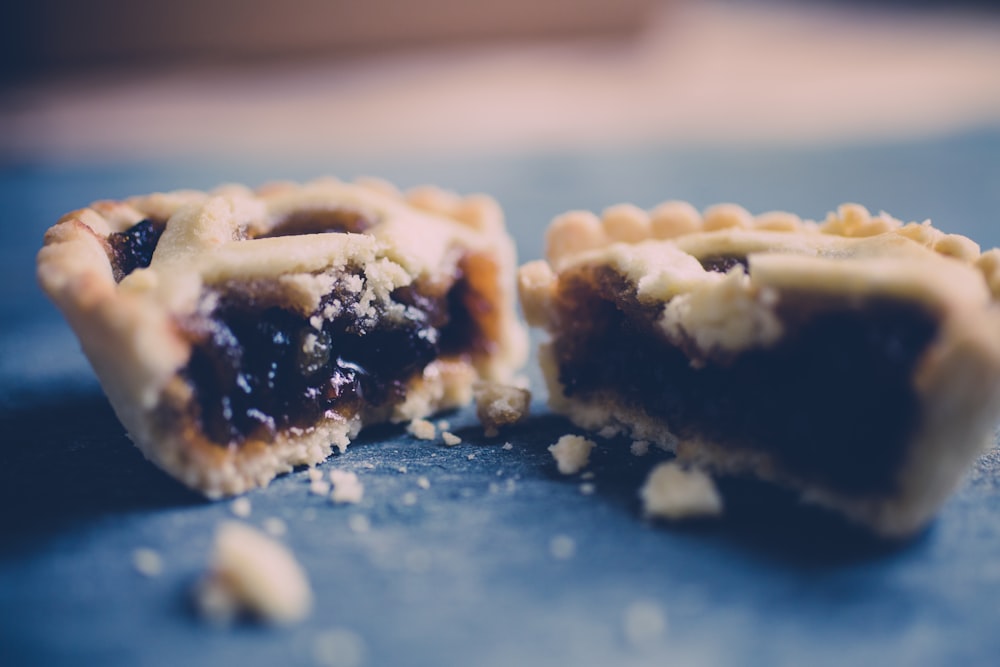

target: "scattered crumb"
[230,497,252,518]
[193,522,312,625]
[548,434,596,475]
[417,476,431,490]
[549,534,576,560]
[402,492,418,506]
[597,425,620,439]
[396,465,408,474]
[442,432,462,446]
[307,468,325,482]
[348,515,371,533]
[581,471,595,480]
[263,517,287,537]
[496,469,504,476]
[466,453,477,461]
[630,440,650,457]
[407,418,436,441]
[580,483,596,496]
[329,470,364,504]
[436,419,451,431]
[361,462,375,470]
[310,480,331,496]
[502,442,513,451]
[623,600,667,647]
[640,463,723,520]
[474,381,531,437]
[313,627,366,667]
[132,548,163,577]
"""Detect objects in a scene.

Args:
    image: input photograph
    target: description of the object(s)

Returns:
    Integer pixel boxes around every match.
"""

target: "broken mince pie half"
[519,202,1000,537]
[38,178,527,497]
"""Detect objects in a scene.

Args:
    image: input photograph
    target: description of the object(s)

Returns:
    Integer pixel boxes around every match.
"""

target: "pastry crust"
[38,177,526,497]
[521,202,1000,537]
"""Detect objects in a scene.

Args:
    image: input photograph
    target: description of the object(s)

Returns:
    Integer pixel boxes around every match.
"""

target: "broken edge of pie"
[37,177,527,497]
[519,201,1000,537]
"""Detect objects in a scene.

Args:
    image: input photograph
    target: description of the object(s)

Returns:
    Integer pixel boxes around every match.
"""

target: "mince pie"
[519,202,1000,537]
[38,178,526,497]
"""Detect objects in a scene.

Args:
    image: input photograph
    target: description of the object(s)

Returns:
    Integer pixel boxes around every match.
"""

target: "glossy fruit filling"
[554,266,939,494]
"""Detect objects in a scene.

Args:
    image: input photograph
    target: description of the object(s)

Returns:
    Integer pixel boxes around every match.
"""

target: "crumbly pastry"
[38,177,527,497]
[520,202,1000,537]
[473,380,531,437]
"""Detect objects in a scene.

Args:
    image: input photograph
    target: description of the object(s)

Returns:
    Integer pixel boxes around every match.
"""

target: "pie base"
[522,202,1000,537]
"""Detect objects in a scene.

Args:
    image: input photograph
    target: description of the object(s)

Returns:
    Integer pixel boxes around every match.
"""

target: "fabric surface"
[2,132,1000,666]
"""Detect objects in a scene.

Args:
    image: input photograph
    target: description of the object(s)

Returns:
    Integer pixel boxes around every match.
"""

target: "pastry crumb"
[417,476,431,490]
[407,418,436,441]
[581,471,595,480]
[329,470,364,504]
[193,521,312,626]
[641,463,723,520]
[548,434,596,475]
[466,453,476,461]
[310,480,331,496]
[623,600,667,647]
[132,548,163,577]
[230,497,252,518]
[436,419,451,431]
[549,534,576,560]
[442,431,462,446]
[396,465,408,474]
[307,468,324,482]
[502,442,513,451]
[402,492,418,506]
[348,515,371,533]
[263,517,287,537]
[580,482,596,496]
[474,381,531,437]
[313,627,367,667]
[630,440,650,457]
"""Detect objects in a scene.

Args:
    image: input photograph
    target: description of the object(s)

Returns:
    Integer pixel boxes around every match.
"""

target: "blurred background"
[2,0,999,164]
[5,4,1000,666]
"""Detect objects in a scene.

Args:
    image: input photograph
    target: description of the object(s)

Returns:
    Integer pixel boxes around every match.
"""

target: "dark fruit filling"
[260,208,375,238]
[555,267,939,495]
[698,255,749,274]
[183,273,483,446]
[108,219,164,281]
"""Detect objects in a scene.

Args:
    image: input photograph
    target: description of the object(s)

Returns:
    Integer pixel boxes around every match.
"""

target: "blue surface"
[2,132,1000,666]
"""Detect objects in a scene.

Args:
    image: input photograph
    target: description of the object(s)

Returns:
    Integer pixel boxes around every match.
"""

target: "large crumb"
[640,463,723,520]
[474,381,531,437]
[442,431,462,446]
[407,418,436,441]
[329,470,364,504]
[193,521,312,625]
[548,434,596,475]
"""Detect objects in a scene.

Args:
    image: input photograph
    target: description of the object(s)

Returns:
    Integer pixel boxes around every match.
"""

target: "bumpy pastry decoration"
[38,178,526,497]
[520,202,1000,537]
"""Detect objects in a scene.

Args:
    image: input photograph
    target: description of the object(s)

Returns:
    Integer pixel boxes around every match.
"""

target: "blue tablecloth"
[3,132,1000,666]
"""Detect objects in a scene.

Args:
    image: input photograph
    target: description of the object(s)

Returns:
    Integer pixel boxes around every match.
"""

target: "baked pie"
[519,202,1000,537]
[38,178,526,497]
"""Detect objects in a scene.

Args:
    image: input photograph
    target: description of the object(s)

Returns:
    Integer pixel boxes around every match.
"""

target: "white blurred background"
[2,0,999,162]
